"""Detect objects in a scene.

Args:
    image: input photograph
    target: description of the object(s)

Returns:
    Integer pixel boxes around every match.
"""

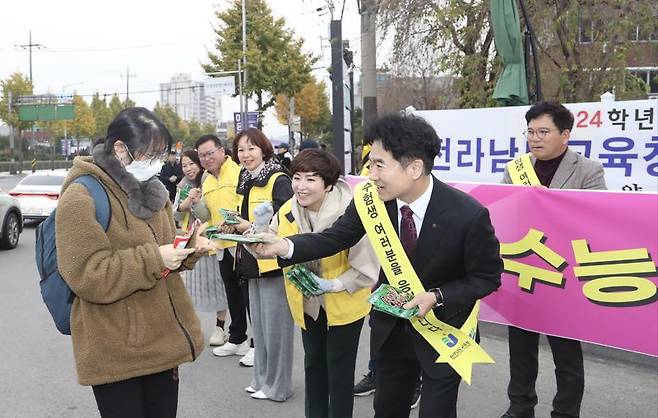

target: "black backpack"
[35,175,110,335]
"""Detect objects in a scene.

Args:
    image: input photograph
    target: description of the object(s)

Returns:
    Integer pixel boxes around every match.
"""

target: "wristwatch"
[428,288,444,308]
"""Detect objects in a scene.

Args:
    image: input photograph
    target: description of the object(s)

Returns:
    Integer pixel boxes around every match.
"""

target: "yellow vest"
[237,171,286,274]
[202,158,242,249]
[277,199,372,329]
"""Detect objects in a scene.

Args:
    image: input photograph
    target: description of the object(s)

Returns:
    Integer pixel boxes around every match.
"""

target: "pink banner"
[345,177,658,356]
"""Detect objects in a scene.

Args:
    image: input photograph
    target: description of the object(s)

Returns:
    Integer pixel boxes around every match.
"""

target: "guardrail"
[0,160,73,174]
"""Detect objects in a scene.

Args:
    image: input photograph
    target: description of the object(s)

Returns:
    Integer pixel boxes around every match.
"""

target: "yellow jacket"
[275,180,378,328]
[238,171,286,274]
[201,158,242,249]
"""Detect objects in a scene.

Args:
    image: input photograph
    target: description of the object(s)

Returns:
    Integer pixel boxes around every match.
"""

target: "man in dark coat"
[250,113,503,418]
[159,151,183,202]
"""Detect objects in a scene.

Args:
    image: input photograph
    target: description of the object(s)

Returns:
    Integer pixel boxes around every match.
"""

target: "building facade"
[159,73,222,127]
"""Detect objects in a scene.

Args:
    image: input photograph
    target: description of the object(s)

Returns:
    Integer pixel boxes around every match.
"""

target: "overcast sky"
[0,0,372,137]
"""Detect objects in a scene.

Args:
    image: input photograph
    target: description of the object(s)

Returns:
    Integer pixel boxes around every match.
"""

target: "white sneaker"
[245,386,256,394]
[239,347,255,367]
[212,340,250,357]
[250,390,268,400]
[209,327,226,346]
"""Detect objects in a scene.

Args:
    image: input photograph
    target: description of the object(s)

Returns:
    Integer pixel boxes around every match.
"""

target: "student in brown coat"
[55,107,214,418]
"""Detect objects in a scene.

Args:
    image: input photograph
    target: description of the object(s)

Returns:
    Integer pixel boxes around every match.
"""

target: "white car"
[0,188,23,249]
[9,170,69,221]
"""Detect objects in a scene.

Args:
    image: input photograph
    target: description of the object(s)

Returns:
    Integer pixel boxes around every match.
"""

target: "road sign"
[18,104,74,121]
[204,76,236,96]
[233,112,259,133]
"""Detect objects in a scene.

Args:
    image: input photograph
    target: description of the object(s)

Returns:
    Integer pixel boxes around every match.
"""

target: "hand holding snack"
[367,284,420,319]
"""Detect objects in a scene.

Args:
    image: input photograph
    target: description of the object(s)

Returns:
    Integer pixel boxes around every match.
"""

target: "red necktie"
[400,205,417,257]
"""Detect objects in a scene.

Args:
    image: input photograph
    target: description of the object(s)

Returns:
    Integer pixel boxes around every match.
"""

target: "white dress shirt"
[395,176,434,238]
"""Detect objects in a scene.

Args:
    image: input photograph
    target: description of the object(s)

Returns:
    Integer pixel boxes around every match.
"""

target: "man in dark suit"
[159,150,183,202]
[250,113,503,418]
[500,101,607,418]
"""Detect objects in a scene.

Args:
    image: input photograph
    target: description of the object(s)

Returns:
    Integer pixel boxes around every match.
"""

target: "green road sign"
[18,104,75,121]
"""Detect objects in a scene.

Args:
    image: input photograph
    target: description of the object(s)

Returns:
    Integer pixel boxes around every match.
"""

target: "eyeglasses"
[125,145,163,162]
[523,128,559,140]
[198,148,221,160]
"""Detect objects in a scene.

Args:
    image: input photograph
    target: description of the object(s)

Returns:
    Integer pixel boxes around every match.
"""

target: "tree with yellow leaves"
[275,78,331,142]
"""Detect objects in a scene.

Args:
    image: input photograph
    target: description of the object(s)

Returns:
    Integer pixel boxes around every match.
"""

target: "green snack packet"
[179,184,192,201]
[203,226,222,240]
[367,284,419,320]
[220,208,241,225]
[286,265,322,297]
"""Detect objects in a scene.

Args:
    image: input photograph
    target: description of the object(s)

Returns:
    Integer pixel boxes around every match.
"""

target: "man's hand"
[403,291,438,318]
[169,175,178,183]
[246,233,289,259]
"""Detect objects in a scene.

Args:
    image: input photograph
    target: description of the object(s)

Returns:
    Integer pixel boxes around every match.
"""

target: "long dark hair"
[102,107,173,159]
[181,149,204,188]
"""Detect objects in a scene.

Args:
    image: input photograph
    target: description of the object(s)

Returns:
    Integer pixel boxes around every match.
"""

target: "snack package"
[179,184,192,201]
[202,226,266,243]
[220,208,241,225]
[367,284,419,319]
[203,226,222,240]
[286,265,322,297]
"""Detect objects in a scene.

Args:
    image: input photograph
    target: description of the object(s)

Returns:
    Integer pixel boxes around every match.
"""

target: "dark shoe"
[410,381,421,409]
[353,371,376,396]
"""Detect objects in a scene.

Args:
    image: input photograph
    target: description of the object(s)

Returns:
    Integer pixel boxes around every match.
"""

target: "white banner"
[416,99,658,192]
[204,76,235,97]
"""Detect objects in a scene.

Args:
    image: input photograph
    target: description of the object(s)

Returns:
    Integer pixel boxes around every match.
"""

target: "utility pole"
[15,30,45,84]
[241,0,248,127]
[121,67,137,106]
[7,92,17,174]
[330,19,346,173]
[288,96,295,151]
[360,0,377,129]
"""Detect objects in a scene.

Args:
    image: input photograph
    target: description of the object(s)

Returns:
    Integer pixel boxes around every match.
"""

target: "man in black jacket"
[159,151,183,202]
[250,113,503,418]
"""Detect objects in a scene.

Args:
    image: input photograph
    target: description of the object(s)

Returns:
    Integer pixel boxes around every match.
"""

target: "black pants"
[302,310,364,418]
[218,250,249,345]
[92,369,178,418]
[506,326,585,418]
[373,324,460,418]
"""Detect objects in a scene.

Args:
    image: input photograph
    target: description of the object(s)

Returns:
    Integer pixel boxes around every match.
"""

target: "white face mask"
[125,159,163,182]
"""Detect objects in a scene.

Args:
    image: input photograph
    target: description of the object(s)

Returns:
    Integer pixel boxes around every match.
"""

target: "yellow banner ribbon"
[506,153,541,186]
[354,180,494,384]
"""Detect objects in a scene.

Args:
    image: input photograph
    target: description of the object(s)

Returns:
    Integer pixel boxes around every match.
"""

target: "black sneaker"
[410,381,421,409]
[353,371,376,396]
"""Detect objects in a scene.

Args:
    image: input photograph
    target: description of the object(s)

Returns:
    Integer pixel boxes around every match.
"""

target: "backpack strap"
[73,175,111,231]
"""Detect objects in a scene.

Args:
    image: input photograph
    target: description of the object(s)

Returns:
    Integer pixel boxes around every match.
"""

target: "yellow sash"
[506,153,540,186]
[354,181,493,384]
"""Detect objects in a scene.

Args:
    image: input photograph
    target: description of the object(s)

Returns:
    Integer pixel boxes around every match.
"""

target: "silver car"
[9,170,68,221]
[0,188,23,249]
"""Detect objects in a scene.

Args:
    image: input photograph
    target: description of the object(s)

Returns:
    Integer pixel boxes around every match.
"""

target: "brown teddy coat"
[55,148,204,386]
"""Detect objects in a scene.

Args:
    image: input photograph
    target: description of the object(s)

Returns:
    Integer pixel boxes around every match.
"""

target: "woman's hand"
[159,244,195,270]
[233,217,253,234]
[193,222,218,254]
[179,188,202,212]
[187,187,202,204]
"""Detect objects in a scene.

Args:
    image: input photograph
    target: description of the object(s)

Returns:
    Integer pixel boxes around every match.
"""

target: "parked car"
[9,170,68,221]
[0,188,23,249]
